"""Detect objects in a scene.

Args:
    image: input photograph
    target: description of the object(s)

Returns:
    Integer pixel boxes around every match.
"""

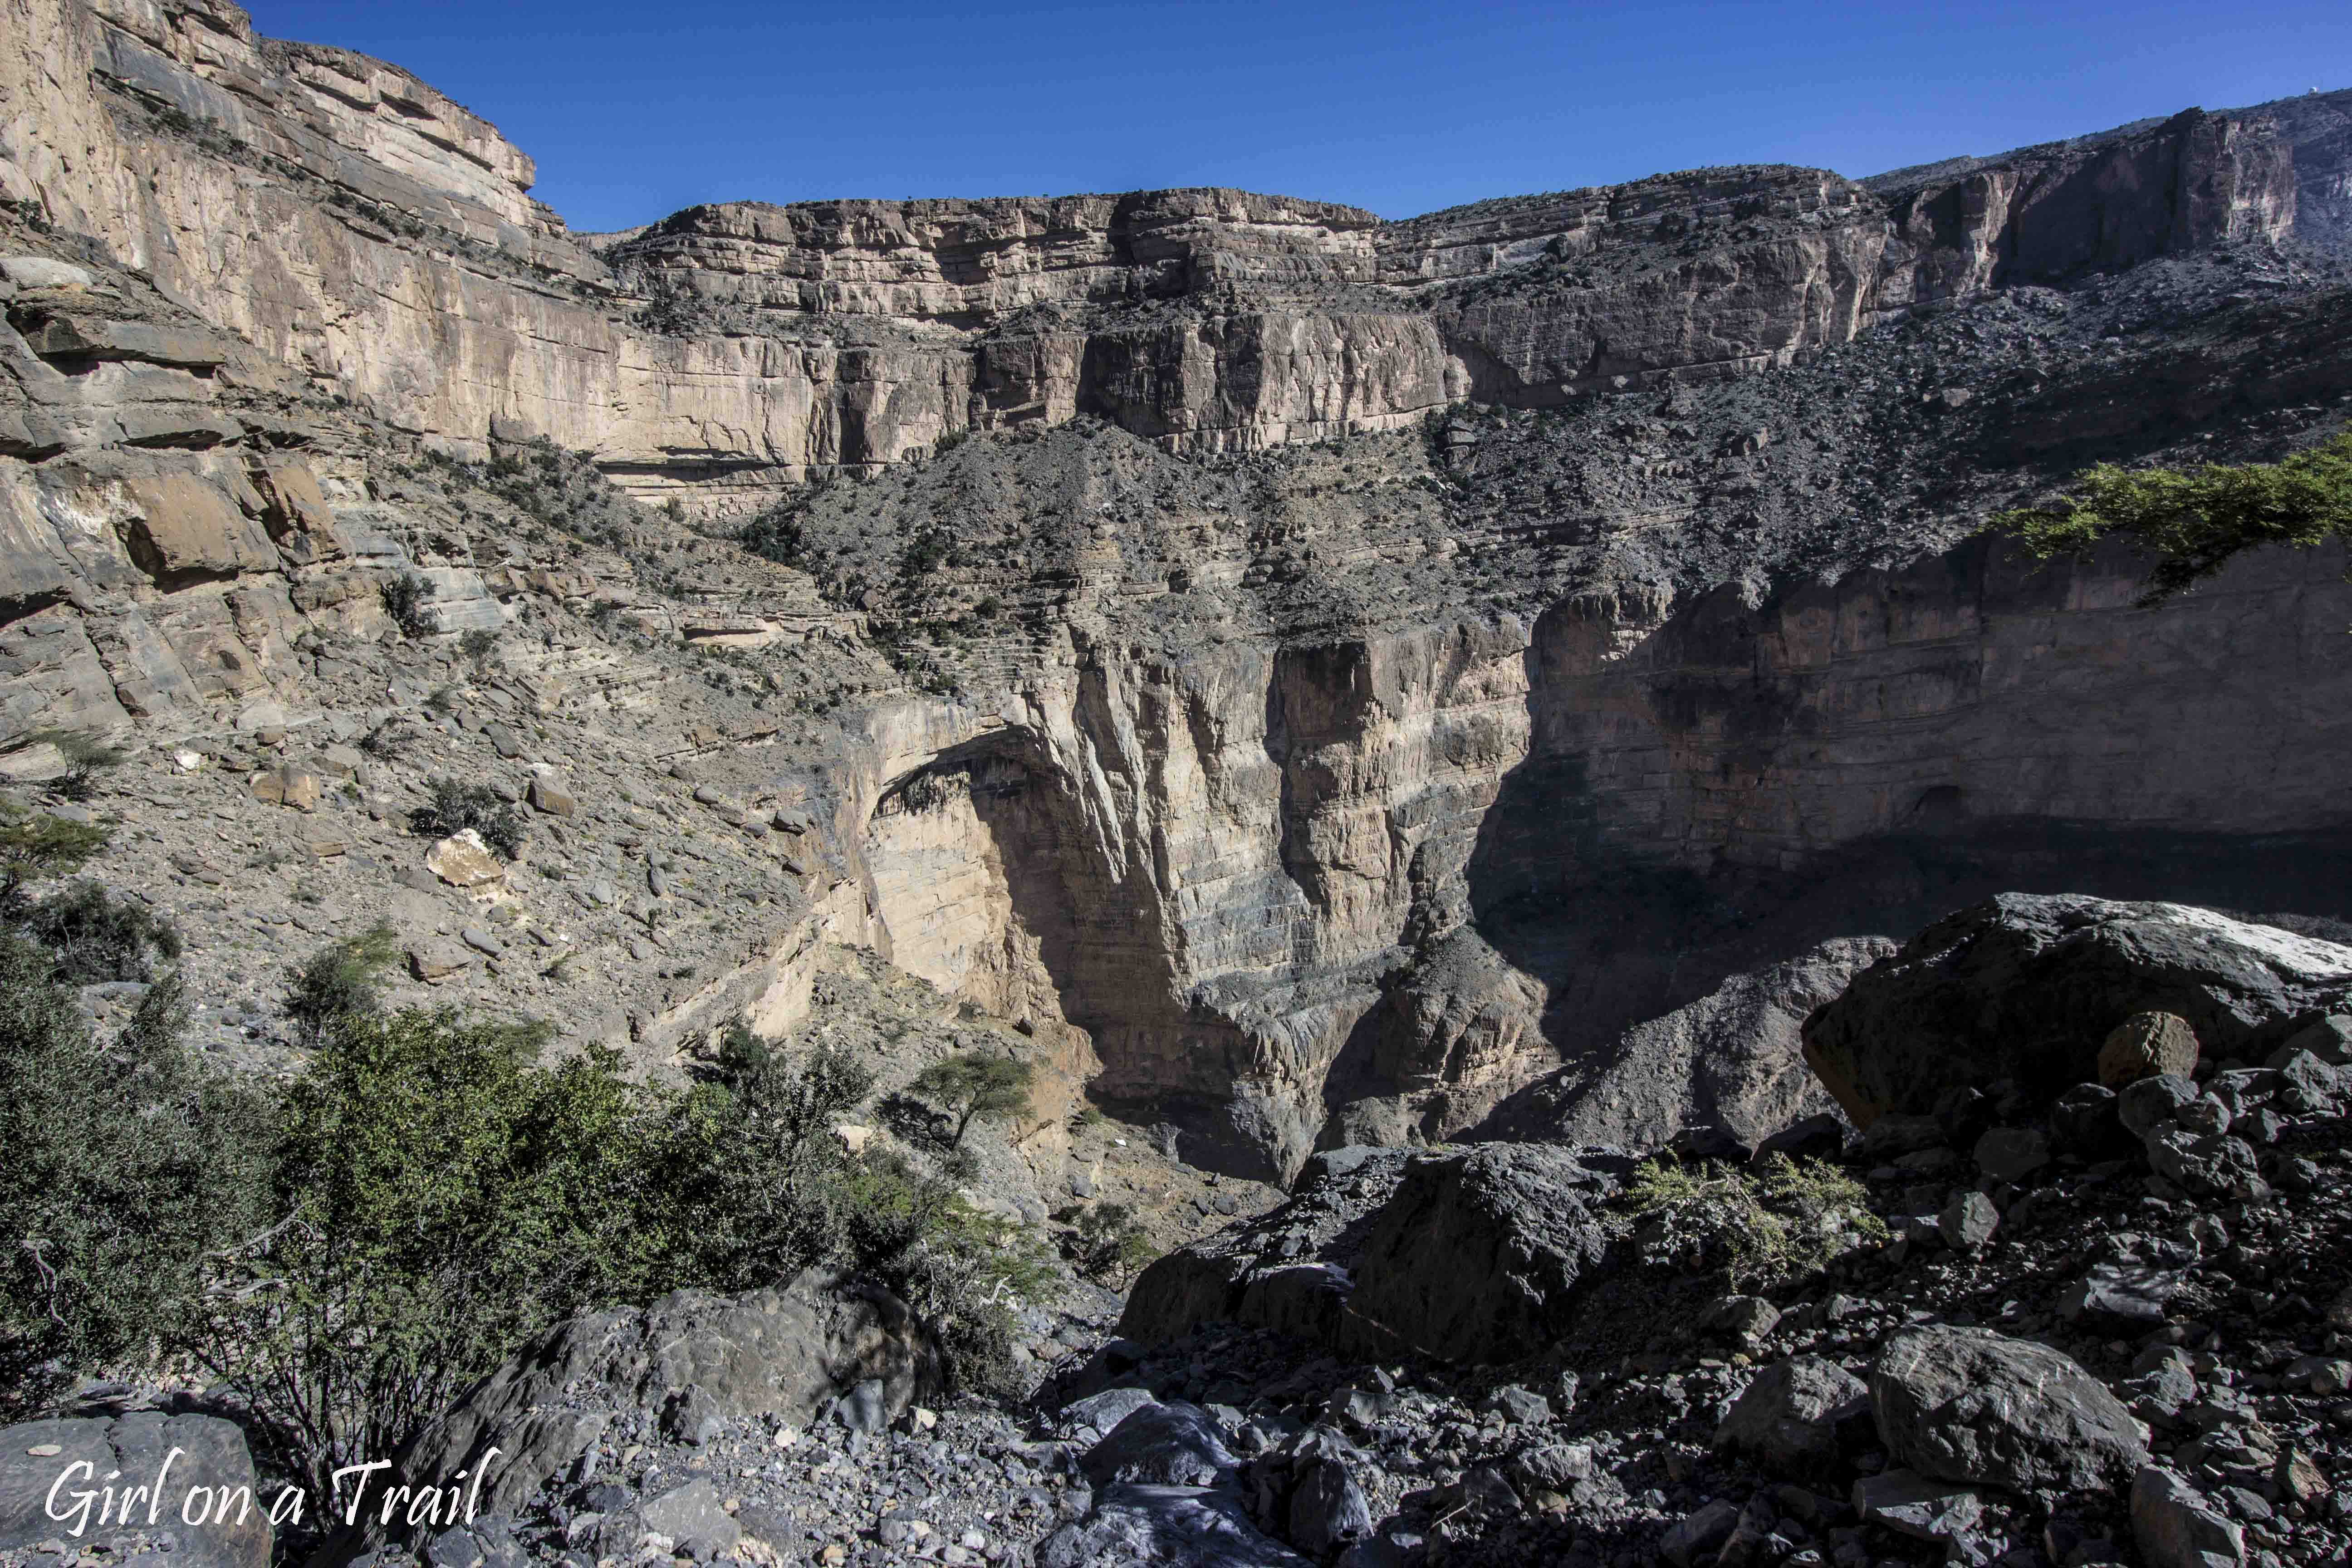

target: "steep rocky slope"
[19,897,2344,1568]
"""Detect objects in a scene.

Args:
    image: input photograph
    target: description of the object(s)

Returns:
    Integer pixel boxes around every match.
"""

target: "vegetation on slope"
[0,818,1058,1506]
[1993,428,2352,600]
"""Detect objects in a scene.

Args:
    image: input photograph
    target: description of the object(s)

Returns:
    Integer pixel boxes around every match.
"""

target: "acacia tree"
[1991,428,2352,603]
[908,1051,1035,1147]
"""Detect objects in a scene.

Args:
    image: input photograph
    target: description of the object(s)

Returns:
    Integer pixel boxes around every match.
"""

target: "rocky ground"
[16,899,2344,1568]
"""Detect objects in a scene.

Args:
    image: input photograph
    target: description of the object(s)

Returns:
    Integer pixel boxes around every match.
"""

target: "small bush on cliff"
[909,1050,1036,1147]
[411,777,526,859]
[379,571,436,637]
[0,797,109,909]
[1626,1153,1884,1289]
[1990,427,2352,602]
[21,880,182,983]
[283,921,403,1046]
[1070,1202,1158,1283]
[29,728,127,801]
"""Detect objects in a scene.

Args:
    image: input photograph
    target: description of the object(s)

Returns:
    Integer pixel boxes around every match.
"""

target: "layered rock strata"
[0,0,2309,513]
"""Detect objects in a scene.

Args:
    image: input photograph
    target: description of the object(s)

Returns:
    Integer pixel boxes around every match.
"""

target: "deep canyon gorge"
[3,0,2352,1187]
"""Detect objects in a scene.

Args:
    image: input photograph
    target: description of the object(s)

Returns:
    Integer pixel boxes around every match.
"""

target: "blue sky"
[247,1,2352,233]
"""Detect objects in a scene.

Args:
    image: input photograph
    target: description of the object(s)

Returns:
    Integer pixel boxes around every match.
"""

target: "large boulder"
[1118,1143,1620,1364]
[1039,1484,1311,1568]
[391,1272,936,1522]
[1870,1325,2148,1493]
[1714,1356,1872,1479]
[1476,938,1893,1149]
[1802,895,2352,1125]
[1344,1143,1615,1362]
[0,1413,271,1568]
[1083,1403,1237,1489]
[1118,1148,1416,1349]
[2131,1465,2247,1568]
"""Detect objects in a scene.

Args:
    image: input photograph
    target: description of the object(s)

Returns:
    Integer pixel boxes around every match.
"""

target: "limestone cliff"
[0,0,2309,515]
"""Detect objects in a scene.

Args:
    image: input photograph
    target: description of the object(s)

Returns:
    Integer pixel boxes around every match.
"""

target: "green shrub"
[1069,1202,1157,1282]
[20,881,181,982]
[738,505,805,567]
[669,1020,1055,1396]
[379,572,436,637]
[663,1022,877,1286]
[28,728,126,802]
[0,798,109,908]
[411,778,525,859]
[1991,427,2352,602]
[188,1006,1058,1492]
[827,1149,1057,1397]
[1624,1152,1884,1289]
[20,957,1061,1485]
[459,627,498,663]
[196,1012,659,1502]
[283,921,403,1046]
[0,942,268,1413]
[908,1050,1035,1147]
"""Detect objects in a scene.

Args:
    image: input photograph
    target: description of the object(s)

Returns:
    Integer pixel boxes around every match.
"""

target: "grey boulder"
[1039,1484,1310,1568]
[1712,1355,1872,1479]
[1801,894,2352,1125]
[1121,1142,1617,1365]
[1339,1142,1614,1362]
[392,1271,936,1522]
[1061,1387,1161,1436]
[2131,1465,2247,1568]
[639,1478,739,1559]
[2119,1074,2200,1141]
[1870,1325,2148,1492]
[0,1413,271,1568]
[1083,1402,1238,1489]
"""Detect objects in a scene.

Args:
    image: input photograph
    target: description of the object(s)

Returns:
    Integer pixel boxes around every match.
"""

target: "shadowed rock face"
[1116,1142,1620,1360]
[1801,893,2352,1126]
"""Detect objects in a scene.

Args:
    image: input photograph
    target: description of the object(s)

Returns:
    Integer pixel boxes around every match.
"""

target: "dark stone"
[1802,895,2352,1126]
[1713,1356,1872,1480]
[2049,1083,2130,1158]
[1871,1325,2148,1492]
[1082,1402,1236,1489]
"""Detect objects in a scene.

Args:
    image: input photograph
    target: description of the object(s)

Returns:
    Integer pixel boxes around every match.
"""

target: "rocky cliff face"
[1869,107,2296,309]
[0,0,2309,514]
[4,0,2351,1179]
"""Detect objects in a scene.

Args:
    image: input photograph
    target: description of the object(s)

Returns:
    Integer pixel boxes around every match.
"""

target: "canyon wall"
[0,0,2306,514]
[4,0,2347,1177]
[833,536,2352,1177]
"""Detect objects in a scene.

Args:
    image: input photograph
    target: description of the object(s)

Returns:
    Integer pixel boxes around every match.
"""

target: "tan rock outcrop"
[425,829,504,887]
